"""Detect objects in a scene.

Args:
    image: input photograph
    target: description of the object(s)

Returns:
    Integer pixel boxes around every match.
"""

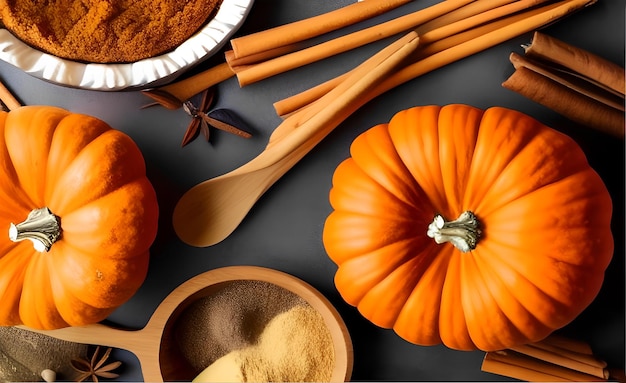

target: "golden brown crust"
[0,0,223,63]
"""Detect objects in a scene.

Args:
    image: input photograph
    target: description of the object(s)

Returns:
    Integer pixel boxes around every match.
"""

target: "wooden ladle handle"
[17,322,164,381]
[16,323,143,350]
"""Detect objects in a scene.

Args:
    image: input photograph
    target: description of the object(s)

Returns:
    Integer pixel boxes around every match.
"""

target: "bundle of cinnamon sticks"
[226,0,596,89]
[502,31,625,138]
[145,0,602,113]
[258,0,601,119]
[481,334,622,382]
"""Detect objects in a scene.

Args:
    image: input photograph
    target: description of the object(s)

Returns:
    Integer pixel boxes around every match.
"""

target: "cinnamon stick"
[483,350,606,381]
[509,343,609,379]
[0,79,21,111]
[524,31,625,96]
[504,30,626,135]
[482,352,571,382]
[608,368,626,383]
[530,340,608,370]
[503,66,625,138]
[262,31,420,162]
[267,31,420,150]
[225,43,303,70]
[142,62,234,109]
[273,34,419,144]
[274,0,598,118]
[373,0,597,97]
[231,0,524,80]
[509,52,624,111]
[272,73,345,122]
[415,0,519,35]
[415,2,563,59]
[234,0,474,86]
[419,0,552,45]
[229,0,414,59]
[541,334,594,355]
[273,7,546,118]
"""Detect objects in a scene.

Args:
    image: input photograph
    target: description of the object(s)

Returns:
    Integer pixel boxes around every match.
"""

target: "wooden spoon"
[19,266,354,382]
[172,32,419,247]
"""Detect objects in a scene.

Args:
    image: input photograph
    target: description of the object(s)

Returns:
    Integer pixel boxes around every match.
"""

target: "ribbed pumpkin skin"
[323,104,613,351]
[0,106,159,330]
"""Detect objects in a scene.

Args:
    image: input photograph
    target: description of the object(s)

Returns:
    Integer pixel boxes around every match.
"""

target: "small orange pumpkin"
[0,105,159,330]
[323,104,613,351]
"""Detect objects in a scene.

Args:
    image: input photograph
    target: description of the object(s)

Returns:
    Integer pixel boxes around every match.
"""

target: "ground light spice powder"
[175,280,335,382]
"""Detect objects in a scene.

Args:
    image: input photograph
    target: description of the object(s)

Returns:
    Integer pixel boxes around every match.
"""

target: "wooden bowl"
[159,266,354,382]
[21,266,353,382]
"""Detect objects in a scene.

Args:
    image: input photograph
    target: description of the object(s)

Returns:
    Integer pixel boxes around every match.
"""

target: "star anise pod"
[71,346,121,382]
[181,88,252,147]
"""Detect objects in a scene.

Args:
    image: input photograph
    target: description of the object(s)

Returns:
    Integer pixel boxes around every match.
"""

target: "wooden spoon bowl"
[20,266,353,382]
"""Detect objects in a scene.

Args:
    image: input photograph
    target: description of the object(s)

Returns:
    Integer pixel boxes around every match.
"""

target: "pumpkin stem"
[9,207,61,252]
[427,211,481,253]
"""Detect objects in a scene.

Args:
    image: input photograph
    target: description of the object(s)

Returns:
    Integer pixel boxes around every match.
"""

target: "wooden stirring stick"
[0,79,21,111]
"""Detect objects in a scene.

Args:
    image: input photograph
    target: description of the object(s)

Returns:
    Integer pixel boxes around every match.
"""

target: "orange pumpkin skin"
[0,106,159,330]
[323,104,613,351]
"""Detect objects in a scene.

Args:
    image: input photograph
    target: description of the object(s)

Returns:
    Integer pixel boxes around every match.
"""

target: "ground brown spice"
[175,280,335,382]
[0,0,223,63]
[175,280,306,372]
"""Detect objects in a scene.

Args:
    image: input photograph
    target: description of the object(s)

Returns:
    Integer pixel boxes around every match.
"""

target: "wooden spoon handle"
[172,32,419,247]
[16,323,142,350]
[246,31,420,172]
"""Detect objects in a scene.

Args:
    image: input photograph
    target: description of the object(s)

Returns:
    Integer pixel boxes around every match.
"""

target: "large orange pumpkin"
[0,106,159,330]
[323,104,613,351]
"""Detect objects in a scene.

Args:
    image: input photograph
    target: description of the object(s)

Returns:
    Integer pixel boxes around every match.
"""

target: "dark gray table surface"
[1,1,624,381]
